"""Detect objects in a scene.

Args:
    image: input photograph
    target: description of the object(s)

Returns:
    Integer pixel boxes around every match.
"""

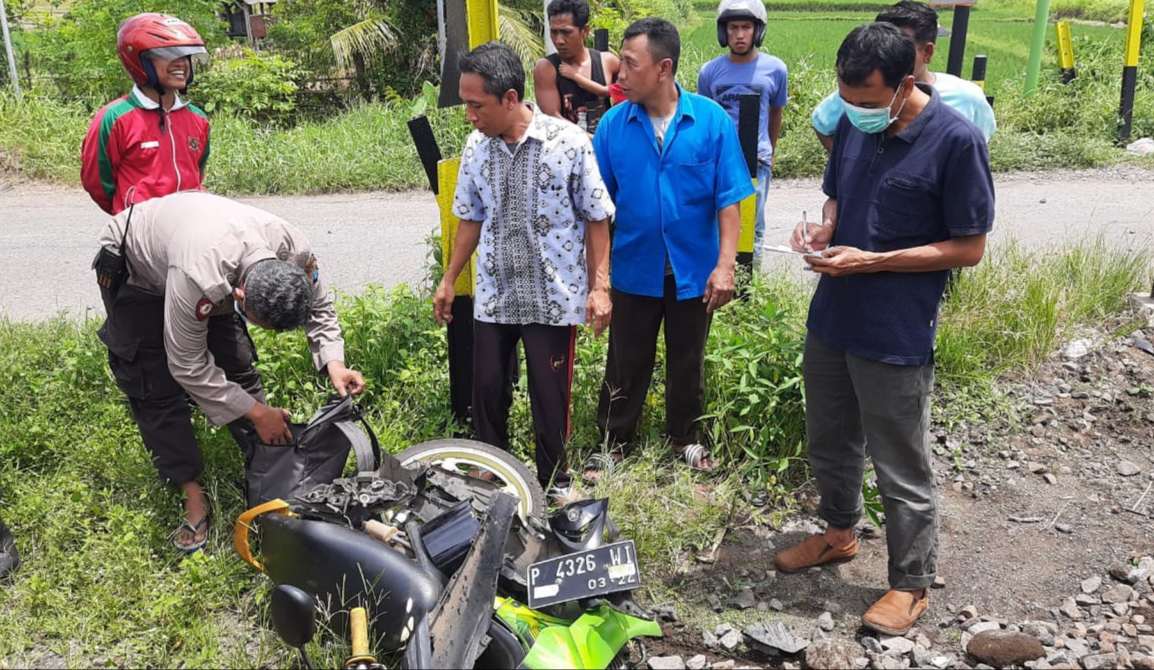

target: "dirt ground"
[642,329,1154,668]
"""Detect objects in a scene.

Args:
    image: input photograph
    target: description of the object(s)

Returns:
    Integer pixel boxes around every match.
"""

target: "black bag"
[245,394,381,508]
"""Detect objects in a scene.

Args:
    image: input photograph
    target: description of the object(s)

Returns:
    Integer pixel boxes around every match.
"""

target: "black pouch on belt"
[93,244,128,290]
[94,198,135,291]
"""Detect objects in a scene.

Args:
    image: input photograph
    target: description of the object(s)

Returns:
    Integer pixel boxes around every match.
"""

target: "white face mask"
[843,86,906,134]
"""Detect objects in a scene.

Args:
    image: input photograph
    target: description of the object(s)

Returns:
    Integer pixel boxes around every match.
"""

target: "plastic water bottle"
[577,111,588,132]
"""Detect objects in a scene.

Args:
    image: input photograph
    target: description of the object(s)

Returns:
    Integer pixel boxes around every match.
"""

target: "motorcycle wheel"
[397,439,547,523]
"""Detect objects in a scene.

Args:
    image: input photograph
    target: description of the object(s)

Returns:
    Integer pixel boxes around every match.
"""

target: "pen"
[802,210,811,251]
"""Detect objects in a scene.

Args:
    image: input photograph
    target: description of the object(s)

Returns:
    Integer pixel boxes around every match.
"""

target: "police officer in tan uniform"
[96,191,364,552]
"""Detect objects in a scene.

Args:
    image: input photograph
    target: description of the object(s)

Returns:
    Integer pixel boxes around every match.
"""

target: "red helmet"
[116,13,207,88]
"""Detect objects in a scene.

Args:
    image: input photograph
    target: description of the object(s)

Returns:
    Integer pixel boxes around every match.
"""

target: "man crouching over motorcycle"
[94,191,365,554]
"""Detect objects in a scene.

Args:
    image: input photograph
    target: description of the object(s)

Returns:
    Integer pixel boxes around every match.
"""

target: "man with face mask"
[774,23,994,636]
[811,1,995,152]
[697,0,787,267]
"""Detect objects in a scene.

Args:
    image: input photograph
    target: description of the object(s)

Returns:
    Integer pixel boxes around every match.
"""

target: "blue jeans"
[753,161,772,268]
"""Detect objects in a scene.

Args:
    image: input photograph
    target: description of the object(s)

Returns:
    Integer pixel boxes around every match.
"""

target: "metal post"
[594,28,608,53]
[1119,0,1144,144]
[945,5,971,77]
[0,0,21,99]
[1056,20,1076,83]
[736,93,758,276]
[1024,0,1052,97]
[970,54,987,89]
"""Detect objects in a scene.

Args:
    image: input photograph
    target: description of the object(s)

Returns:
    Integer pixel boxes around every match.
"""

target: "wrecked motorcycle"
[235,433,661,669]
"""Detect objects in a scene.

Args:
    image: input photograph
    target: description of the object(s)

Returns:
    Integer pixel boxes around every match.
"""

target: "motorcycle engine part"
[420,500,480,576]
[259,513,442,652]
[298,474,413,522]
[549,498,611,553]
[429,492,519,669]
[397,438,546,524]
[93,244,128,290]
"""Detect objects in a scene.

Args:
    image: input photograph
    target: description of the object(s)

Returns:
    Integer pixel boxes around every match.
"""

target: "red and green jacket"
[81,87,210,214]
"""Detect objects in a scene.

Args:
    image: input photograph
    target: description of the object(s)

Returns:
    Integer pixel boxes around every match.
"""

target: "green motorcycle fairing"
[502,601,663,670]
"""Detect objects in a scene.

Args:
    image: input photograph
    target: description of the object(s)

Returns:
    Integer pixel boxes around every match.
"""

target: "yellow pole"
[1056,20,1076,82]
[1119,0,1144,142]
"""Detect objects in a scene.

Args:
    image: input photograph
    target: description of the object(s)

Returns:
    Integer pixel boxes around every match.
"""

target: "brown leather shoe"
[861,589,930,636]
[773,533,859,573]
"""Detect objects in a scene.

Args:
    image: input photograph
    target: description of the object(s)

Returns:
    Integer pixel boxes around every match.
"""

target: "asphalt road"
[3,167,1152,323]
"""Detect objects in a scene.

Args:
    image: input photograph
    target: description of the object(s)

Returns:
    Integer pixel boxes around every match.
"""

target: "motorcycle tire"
[397,439,547,523]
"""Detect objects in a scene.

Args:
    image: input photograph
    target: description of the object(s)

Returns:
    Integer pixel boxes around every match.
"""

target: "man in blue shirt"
[698,0,788,267]
[773,23,994,636]
[811,1,995,151]
[590,18,754,476]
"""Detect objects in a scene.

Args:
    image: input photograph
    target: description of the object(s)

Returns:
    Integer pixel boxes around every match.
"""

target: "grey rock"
[653,604,679,622]
[1076,594,1102,606]
[707,594,723,612]
[966,630,1046,667]
[648,657,686,670]
[720,629,742,652]
[1102,585,1134,604]
[968,621,1003,635]
[714,623,734,637]
[880,635,916,654]
[1082,576,1103,594]
[933,575,946,589]
[824,600,844,615]
[744,621,808,655]
[877,656,910,670]
[1113,602,1131,616]
[729,587,757,610]
[805,639,861,670]
[711,661,735,670]
[768,598,784,612]
[862,636,884,654]
[912,645,934,668]
[1081,653,1119,670]
[1056,523,1074,534]
[1044,473,1059,485]
[1063,637,1091,657]
[929,656,954,669]
[702,631,719,649]
[1138,635,1154,651]
[959,605,980,621]
[1060,602,1084,620]
[817,611,835,632]
[1118,461,1142,476]
[685,654,707,670]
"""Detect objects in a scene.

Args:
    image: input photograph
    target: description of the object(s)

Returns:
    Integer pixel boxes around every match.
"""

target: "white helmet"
[716,0,768,48]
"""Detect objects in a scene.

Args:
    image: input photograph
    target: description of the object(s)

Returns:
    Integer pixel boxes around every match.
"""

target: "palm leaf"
[498,6,545,72]
[330,18,399,72]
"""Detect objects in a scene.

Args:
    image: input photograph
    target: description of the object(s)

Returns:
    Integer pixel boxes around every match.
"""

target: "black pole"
[970,54,987,86]
[594,28,609,53]
[736,93,759,276]
[407,115,442,194]
[946,5,971,78]
[1119,65,1138,144]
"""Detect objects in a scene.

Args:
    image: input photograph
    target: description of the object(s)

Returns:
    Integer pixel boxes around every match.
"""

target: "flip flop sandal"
[583,451,623,485]
[675,443,715,473]
[172,511,211,554]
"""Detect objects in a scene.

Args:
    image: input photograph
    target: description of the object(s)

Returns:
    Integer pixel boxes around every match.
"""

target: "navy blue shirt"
[593,85,754,299]
[808,85,995,365]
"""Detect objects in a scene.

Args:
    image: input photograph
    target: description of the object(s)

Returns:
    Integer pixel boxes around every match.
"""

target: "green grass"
[1,237,1149,665]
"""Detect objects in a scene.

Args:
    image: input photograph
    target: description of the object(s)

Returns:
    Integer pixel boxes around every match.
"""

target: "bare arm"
[704,203,741,312]
[768,106,784,161]
[807,234,987,276]
[433,220,482,326]
[533,59,563,118]
[584,218,611,336]
[815,130,834,154]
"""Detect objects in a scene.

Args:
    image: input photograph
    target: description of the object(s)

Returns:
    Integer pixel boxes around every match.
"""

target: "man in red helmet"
[80,13,210,215]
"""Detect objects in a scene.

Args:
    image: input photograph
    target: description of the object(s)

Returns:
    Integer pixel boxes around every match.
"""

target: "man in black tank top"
[533,0,621,133]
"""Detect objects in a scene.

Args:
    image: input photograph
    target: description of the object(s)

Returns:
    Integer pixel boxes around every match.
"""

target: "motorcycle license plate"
[526,540,641,609]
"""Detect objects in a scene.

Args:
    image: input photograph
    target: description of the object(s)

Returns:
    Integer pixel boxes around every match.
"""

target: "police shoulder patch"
[196,297,214,320]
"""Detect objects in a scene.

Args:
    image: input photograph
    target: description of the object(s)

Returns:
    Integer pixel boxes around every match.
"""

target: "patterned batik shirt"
[453,103,615,326]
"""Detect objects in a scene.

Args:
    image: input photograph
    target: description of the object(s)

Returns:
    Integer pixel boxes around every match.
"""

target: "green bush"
[195,45,305,125]
[26,0,227,109]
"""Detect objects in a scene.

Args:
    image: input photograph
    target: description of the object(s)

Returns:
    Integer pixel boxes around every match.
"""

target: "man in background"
[698,0,788,267]
[811,1,995,151]
[534,0,620,133]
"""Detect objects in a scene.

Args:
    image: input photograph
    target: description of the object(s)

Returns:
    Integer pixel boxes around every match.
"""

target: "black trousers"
[99,285,264,485]
[472,321,576,490]
[597,275,712,451]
